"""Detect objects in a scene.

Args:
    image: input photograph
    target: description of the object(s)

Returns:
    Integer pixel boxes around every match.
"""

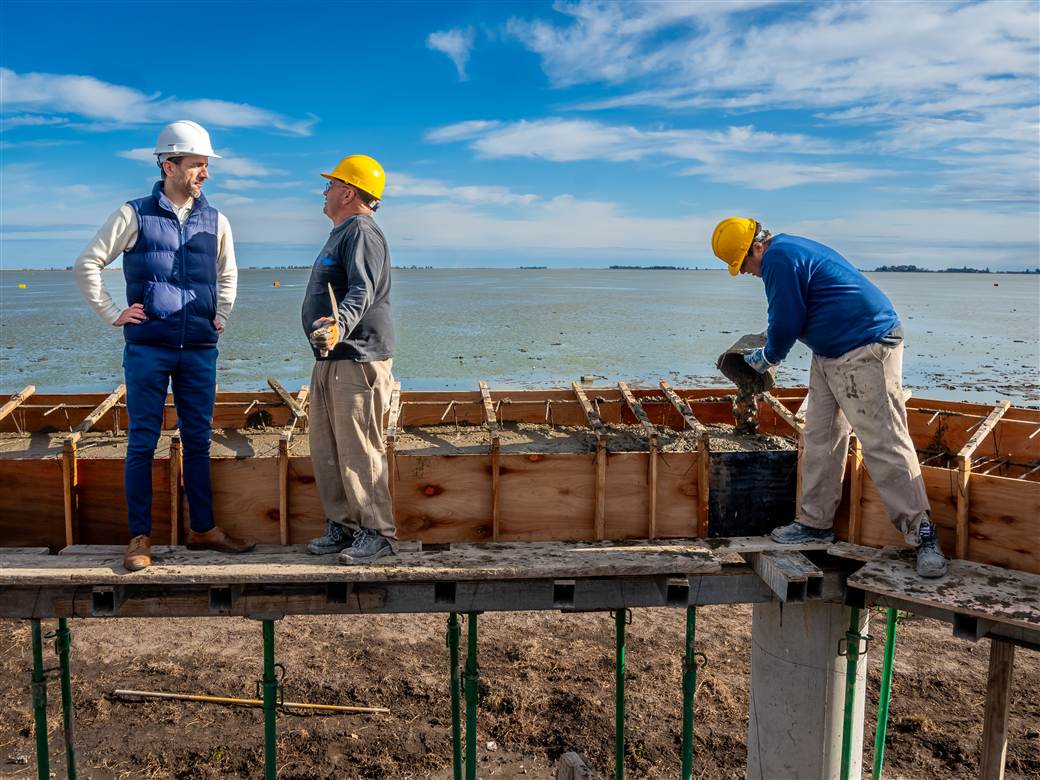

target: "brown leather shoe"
[124,535,151,571]
[185,525,256,554]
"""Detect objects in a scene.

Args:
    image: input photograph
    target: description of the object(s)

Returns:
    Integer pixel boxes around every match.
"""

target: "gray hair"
[754,223,772,243]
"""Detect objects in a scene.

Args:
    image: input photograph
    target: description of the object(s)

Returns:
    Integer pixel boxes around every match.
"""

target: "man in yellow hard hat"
[711,218,947,578]
[303,155,397,564]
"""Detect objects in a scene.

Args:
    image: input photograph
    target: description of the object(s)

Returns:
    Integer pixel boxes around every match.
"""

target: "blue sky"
[1,0,1038,270]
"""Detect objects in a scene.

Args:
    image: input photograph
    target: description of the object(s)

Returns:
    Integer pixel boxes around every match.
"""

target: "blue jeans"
[123,344,217,537]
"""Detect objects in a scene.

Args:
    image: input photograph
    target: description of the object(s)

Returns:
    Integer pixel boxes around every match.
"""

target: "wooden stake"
[979,638,1016,780]
[61,437,78,547]
[0,385,35,422]
[955,401,1009,560]
[278,436,290,545]
[573,381,608,539]
[660,381,710,537]
[618,382,658,539]
[480,381,501,541]
[958,400,1011,461]
[760,392,804,433]
[169,433,182,545]
[848,436,864,544]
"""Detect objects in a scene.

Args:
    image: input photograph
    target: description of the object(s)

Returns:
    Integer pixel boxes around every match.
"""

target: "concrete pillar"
[746,601,869,780]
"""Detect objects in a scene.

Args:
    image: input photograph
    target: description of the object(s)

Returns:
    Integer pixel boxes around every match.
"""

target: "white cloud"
[0,68,318,135]
[427,27,476,80]
[0,114,69,131]
[389,172,538,206]
[117,148,288,180]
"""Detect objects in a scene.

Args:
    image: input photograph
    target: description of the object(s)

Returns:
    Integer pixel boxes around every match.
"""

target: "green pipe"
[872,609,899,780]
[448,613,462,780]
[680,606,697,780]
[839,607,863,780]
[614,609,627,780]
[55,618,78,780]
[464,613,479,780]
[262,620,277,780]
[30,620,50,780]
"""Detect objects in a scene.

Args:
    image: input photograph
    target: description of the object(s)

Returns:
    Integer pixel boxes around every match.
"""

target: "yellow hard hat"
[711,217,757,276]
[321,154,386,200]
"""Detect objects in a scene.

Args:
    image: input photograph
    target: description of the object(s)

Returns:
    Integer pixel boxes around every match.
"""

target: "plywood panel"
[285,456,324,545]
[604,453,651,539]
[208,458,283,544]
[654,451,699,538]
[499,453,596,541]
[969,474,1040,575]
[0,459,65,547]
[394,454,493,542]
[77,459,171,545]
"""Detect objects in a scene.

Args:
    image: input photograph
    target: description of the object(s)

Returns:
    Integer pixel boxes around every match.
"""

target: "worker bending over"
[711,218,947,578]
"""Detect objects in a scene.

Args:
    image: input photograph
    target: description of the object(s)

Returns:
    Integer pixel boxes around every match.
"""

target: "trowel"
[715,333,776,434]
[317,283,340,358]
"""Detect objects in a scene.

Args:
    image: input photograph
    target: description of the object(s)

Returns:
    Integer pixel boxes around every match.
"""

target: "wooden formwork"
[1,382,1037,575]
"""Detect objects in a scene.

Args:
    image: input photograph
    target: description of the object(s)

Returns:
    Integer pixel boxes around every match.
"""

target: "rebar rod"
[872,609,899,780]
[55,618,77,780]
[262,620,277,780]
[680,606,697,780]
[839,607,863,780]
[448,613,462,780]
[31,620,50,780]
[614,609,627,780]
[464,614,479,780]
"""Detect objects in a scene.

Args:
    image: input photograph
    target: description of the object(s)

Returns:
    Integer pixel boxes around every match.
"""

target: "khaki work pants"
[798,341,930,545]
[309,358,396,545]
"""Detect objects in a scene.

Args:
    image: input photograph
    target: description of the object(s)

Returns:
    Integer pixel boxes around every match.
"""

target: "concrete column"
[746,601,868,780]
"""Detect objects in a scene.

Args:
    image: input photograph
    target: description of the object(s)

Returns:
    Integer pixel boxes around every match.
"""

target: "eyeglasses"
[323,180,350,196]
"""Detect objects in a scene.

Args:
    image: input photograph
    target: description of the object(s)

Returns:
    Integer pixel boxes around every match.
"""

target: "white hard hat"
[153,120,221,159]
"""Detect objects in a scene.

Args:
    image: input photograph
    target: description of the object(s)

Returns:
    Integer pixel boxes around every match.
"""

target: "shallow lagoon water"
[1,269,1037,405]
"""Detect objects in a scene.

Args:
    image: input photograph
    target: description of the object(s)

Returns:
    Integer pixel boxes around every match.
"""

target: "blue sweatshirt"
[761,234,900,363]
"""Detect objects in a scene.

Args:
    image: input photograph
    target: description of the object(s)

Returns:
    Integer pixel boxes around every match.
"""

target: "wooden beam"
[279,385,310,445]
[61,437,77,547]
[956,453,972,560]
[0,385,36,423]
[266,377,306,420]
[618,382,658,538]
[74,384,125,434]
[743,550,823,603]
[979,638,1016,780]
[760,392,803,433]
[959,400,1011,460]
[660,381,710,536]
[573,381,607,539]
[480,381,501,541]
[278,437,290,545]
[848,436,864,544]
[169,434,182,545]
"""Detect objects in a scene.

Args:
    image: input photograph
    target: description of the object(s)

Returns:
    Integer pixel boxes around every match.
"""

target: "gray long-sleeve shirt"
[302,214,394,361]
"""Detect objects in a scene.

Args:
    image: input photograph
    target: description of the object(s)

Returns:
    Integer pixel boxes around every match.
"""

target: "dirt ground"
[1,607,1037,779]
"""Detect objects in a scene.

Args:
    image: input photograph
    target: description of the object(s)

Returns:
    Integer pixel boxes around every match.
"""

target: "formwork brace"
[838,607,870,780]
[464,613,480,780]
[447,613,462,780]
[613,608,632,779]
[872,608,899,780]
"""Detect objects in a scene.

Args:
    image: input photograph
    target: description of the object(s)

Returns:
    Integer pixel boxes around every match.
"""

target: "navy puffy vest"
[123,181,220,348]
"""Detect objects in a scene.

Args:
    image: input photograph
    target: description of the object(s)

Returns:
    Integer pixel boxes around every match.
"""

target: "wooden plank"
[659,381,710,535]
[394,454,493,543]
[968,473,1040,575]
[619,381,658,539]
[658,380,707,436]
[979,638,1015,780]
[0,459,66,547]
[280,385,310,444]
[0,540,721,586]
[959,400,1012,459]
[499,454,596,541]
[743,550,823,602]
[957,454,972,560]
[278,437,290,545]
[267,377,306,420]
[848,550,1040,632]
[572,382,607,539]
[480,381,501,541]
[170,434,182,545]
[70,384,126,439]
[653,452,700,538]
[760,392,803,433]
[571,381,607,436]
[0,385,35,422]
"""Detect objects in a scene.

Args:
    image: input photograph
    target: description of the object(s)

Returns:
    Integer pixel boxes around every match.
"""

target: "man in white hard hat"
[710,217,948,578]
[303,154,397,564]
[74,120,254,571]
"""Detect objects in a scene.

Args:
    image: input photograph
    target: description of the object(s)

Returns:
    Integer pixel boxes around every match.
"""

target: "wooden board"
[848,550,1040,632]
[0,458,65,547]
[498,453,596,541]
[603,453,651,539]
[209,458,284,544]
[77,459,172,545]
[968,473,1040,575]
[0,540,721,585]
[394,454,494,542]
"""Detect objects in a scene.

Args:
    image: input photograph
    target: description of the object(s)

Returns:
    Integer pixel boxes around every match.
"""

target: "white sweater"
[74,198,237,326]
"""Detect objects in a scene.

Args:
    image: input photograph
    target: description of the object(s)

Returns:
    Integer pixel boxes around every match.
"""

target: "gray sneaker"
[307,520,351,555]
[915,521,948,578]
[770,521,836,544]
[339,528,395,565]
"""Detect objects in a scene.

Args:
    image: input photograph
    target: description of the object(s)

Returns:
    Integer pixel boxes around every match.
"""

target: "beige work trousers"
[309,358,396,546]
[798,341,930,545]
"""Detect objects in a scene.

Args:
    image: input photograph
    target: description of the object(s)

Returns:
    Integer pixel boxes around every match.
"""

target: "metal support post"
[614,609,630,780]
[447,613,462,780]
[54,618,78,780]
[681,606,697,780]
[261,620,278,780]
[839,607,864,780]
[872,609,898,780]
[464,613,479,780]
[31,619,50,780]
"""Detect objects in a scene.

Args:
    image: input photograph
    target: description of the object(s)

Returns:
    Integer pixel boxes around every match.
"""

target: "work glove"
[309,316,341,355]
[743,347,774,374]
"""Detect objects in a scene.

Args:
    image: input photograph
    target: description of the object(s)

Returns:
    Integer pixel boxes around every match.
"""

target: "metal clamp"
[610,608,633,626]
[256,663,287,705]
[838,632,873,657]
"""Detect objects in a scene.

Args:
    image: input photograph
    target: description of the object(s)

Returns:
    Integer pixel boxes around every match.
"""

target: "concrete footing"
[746,601,868,780]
